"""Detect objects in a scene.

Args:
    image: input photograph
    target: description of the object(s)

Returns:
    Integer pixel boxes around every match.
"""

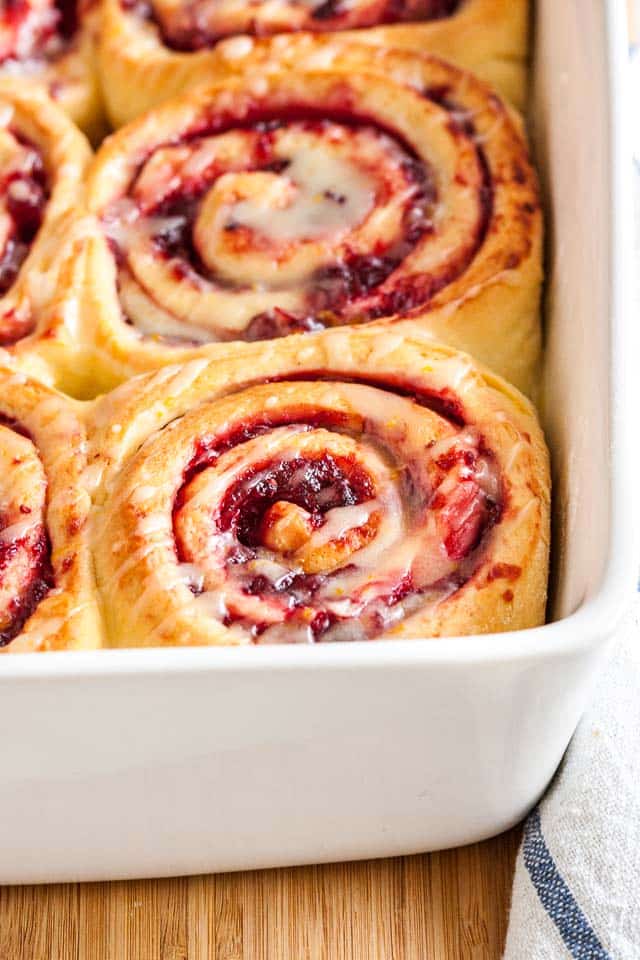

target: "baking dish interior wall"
[533,0,611,622]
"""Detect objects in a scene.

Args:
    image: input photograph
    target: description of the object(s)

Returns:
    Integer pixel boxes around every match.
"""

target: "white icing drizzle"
[164,357,211,397]
[101,371,514,647]
[101,115,435,341]
[176,562,205,593]
[255,620,315,645]
[192,588,230,622]
[136,513,169,537]
[82,462,105,494]
[181,424,310,514]
[106,541,164,595]
[0,518,39,543]
[0,2,61,64]
[228,145,375,243]
[305,500,378,550]
[425,355,476,396]
[503,438,528,475]
[0,102,14,127]
[428,429,474,460]
[102,199,185,253]
[244,557,294,583]
[218,35,254,60]
[128,484,158,507]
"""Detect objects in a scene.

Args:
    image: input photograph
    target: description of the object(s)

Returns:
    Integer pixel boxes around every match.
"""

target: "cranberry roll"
[83,51,542,395]
[99,0,527,127]
[0,83,92,394]
[0,1,102,138]
[0,368,103,652]
[88,328,549,648]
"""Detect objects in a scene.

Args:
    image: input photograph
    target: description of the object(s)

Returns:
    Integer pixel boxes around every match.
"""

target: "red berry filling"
[171,380,501,642]
[105,103,491,344]
[0,132,48,299]
[122,0,460,52]
[0,416,53,646]
[0,0,82,67]
[0,528,53,646]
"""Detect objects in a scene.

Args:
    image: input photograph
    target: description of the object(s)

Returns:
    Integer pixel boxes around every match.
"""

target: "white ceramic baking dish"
[0,0,636,884]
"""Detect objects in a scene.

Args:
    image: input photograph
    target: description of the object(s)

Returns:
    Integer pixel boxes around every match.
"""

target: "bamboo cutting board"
[0,826,520,959]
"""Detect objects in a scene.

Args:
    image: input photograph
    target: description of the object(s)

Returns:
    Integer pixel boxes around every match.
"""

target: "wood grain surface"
[0,827,520,959]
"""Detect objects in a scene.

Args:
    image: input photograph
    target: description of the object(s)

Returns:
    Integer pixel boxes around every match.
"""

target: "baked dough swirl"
[99,0,528,126]
[0,83,92,394]
[0,368,103,652]
[83,49,542,394]
[89,327,550,647]
[0,1,103,138]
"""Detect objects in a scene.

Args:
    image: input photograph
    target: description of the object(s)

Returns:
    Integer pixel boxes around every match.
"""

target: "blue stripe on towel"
[523,809,612,960]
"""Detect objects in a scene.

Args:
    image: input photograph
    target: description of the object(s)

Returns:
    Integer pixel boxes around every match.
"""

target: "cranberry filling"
[0,529,53,647]
[217,453,373,548]
[258,372,466,425]
[0,412,32,438]
[0,306,34,347]
[55,0,80,39]
[171,373,464,490]
[174,407,355,497]
[244,309,326,341]
[175,447,381,636]
[0,133,48,298]
[0,0,81,66]
[0,416,54,646]
[144,117,435,307]
[122,0,459,52]
[170,379,502,642]
[113,100,494,342]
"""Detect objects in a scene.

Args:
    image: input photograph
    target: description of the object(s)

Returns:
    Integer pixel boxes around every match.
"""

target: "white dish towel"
[503,609,640,959]
[503,38,640,960]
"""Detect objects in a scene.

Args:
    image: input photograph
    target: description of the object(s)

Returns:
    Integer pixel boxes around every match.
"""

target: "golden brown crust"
[0,82,94,395]
[0,4,104,140]
[80,48,542,396]
[0,368,104,652]
[88,326,550,648]
[99,0,528,127]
